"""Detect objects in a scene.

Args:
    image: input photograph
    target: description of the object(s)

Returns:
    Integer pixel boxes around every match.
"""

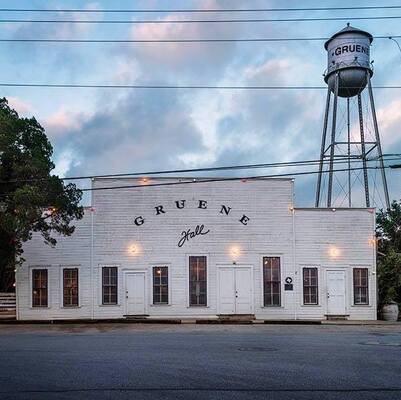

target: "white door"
[125,273,146,315]
[326,270,346,315]
[219,268,236,314]
[235,268,253,314]
[218,267,253,314]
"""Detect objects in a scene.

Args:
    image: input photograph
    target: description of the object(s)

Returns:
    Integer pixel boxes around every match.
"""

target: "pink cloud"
[7,97,34,115]
[130,0,242,67]
[44,109,87,138]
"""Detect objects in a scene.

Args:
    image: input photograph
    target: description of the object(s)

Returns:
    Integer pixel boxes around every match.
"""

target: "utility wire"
[62,165,401,193]
[389,36,401,59]
[1,155,399,185]
[2,15,401,24]
[0,165,397,198]
[1,5,401,13]
[0,83,399,90]
[1,35,400,43]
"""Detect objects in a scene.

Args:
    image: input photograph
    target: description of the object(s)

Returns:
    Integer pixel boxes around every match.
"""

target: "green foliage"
[376,200,401,305]
[0,98,83,291]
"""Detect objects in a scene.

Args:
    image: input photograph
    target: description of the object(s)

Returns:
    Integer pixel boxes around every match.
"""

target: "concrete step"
[197,319,253,324]
[326,315,349,321]
[218,314,256,321]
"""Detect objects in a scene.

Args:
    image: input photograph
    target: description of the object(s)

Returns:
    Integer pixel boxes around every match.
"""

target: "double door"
[218,267,253,314]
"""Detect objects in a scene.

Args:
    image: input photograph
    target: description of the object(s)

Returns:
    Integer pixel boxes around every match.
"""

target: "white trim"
[350,266,372,307]
[300,266,321,306]
[59,265,82,308]
[325,268,347,315]
[98,264,121,307]
[259,255,284,308]
[149,263,172,306]
[15,267,19,320]
[216,264,254,315]
[29,265,51,309]
[185,254,210,308]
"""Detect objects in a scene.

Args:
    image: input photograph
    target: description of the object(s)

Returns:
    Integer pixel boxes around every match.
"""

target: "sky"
[1,0,401,208]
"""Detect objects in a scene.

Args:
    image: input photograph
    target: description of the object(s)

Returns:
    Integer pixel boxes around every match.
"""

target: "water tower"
[315,24,390,208]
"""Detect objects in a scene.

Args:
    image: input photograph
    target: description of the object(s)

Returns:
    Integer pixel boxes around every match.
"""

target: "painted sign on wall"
[133,199,250,248]
[133,199,250,227]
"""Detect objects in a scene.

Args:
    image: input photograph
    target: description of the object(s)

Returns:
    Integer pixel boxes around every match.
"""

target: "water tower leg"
[367,76,390,209]
[357,93,370,207]
[327,72,339,208]
[347,98,351,207]
[315,87,331,207]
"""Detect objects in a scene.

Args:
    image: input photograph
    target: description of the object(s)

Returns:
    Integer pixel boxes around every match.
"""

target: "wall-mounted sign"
[133,200,250,228]
[284,277,293,291]
[178,224,210,248]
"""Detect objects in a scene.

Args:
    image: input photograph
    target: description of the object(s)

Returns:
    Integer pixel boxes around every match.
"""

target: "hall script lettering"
[178,224,210,248]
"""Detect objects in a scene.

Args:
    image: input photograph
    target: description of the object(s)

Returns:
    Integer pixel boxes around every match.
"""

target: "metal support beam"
[357,93,370,207]
[327,73,339,208]
[364,143,378,158]
[368,76,391,209]
[347,98,351,207]
[315,86,331,207]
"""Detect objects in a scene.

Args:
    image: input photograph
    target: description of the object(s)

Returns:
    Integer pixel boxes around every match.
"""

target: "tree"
[0,98,83,292]
[376,200,401,306]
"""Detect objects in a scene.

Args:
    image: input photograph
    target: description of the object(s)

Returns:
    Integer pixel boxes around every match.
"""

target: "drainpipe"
[90,205,95,320]
[291,180,297,321]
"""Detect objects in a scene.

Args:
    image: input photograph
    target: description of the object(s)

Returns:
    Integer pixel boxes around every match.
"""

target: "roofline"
[92,176,294,181]
[294,207,376,211]
[324,27,373,50]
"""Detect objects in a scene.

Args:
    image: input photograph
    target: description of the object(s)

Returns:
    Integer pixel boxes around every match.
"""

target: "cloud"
[7,97,34,115]
[10,3,102,39]
[184,56,324,171]
[4,0,399,209]
[50,89,206,177]
[45,108,89,138]
[377,98,401,147]
[125,0,262,81]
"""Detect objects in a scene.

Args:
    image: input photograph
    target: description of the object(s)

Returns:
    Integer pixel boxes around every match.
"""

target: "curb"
[0,319,399,326]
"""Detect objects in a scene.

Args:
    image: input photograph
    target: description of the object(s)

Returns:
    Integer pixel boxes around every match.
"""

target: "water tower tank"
[324,24,373,98]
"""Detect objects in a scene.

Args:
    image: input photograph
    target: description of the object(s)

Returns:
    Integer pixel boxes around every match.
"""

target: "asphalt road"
[0,323,400,400]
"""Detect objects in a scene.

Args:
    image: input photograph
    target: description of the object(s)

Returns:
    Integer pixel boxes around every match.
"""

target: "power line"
[389,36,401,59]
[44,156,401,182]
[1,155,399,185]
[0,165,396,198]
[2,15,401,24]
[66,165,400,192]
[1,35,400,44]
[1,5,401,13]
[0,83,400,90]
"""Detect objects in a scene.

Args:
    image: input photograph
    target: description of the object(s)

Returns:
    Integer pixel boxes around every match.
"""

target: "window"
[32,269,48,307]
[303,268,318,305]
[63,268,79,307]
[263,257,281,306]
[353,268,369,305]
[189,256,207,306]
[153,266,168,304]
[102,267,118,305]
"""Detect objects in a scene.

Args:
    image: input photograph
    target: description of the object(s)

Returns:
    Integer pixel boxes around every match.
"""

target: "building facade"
[16,178,377,321]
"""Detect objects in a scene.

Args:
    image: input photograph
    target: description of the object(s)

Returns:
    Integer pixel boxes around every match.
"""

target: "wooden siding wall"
[294,208,376,320]
[16,178,376,321]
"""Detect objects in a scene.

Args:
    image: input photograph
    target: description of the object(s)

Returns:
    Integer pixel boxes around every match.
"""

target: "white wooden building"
[16,178,377,321]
